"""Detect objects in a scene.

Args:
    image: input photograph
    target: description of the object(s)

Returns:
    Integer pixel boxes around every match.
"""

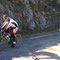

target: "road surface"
[0,32,60,60]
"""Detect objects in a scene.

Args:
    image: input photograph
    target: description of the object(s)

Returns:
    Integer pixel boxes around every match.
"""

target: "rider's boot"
[11,41,16,47]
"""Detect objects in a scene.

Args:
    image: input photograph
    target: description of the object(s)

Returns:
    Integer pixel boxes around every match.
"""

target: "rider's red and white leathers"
[1,17,18,34]
[0,17,18,46]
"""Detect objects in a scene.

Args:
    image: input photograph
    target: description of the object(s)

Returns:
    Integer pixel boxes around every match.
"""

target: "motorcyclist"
[0,15,18,47]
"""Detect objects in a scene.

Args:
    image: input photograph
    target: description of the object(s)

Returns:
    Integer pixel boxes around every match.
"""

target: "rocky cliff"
[0,0,60,34]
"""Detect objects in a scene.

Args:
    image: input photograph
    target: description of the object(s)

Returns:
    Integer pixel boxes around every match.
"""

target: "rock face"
[0,0,60,33]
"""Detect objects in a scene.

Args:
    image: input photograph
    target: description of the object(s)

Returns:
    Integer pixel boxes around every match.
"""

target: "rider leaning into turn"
[0,15,18,47]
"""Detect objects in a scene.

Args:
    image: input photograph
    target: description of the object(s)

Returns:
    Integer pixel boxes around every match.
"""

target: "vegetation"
[57,0,60,3]
[0,0,60,35]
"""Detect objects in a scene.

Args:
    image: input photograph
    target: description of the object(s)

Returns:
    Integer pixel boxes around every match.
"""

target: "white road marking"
[30,32,60,40]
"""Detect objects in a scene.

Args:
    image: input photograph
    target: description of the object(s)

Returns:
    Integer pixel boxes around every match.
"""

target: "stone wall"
[0,0,60,33]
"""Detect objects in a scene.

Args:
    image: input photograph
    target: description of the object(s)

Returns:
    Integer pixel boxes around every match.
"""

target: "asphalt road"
[0,32,60,60]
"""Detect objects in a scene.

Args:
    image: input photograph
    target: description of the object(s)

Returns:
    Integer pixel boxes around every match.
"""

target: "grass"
[58,0,60,3]
[44,25,59,32]
[21,25,59,37]
[22,27,43,35]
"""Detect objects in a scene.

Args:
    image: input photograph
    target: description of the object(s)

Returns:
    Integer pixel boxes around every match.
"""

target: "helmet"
[3,15,8,20]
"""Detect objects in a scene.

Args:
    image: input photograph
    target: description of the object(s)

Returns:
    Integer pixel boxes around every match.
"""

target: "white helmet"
[3,15,8,20]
